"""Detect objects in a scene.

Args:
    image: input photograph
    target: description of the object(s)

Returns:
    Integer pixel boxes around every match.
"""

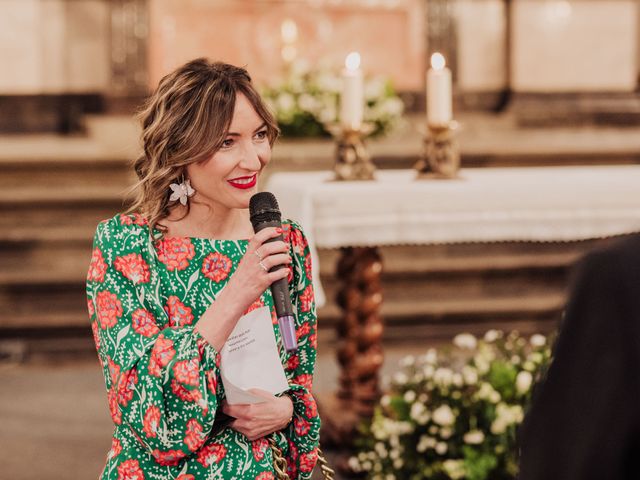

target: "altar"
[266,165,640,435]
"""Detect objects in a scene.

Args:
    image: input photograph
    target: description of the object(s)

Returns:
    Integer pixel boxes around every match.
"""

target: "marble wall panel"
[0,0,43,93]
[511,0,638,92]
[454,0,507,91]
[0,0,109,94]
[148,0,426,91]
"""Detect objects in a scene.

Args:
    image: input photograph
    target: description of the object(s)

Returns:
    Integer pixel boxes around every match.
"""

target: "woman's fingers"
[223,391,290,439]
[250,227,284,251]
[223,402,254,420]
[256,240,289,258]
[260,253,292,270]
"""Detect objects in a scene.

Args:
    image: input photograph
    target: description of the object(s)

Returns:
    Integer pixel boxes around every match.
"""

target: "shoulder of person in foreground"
[518,233,640,480]
[576,233,640,283]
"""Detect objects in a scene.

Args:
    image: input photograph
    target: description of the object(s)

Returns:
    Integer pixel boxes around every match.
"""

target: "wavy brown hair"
[125,58,279,237]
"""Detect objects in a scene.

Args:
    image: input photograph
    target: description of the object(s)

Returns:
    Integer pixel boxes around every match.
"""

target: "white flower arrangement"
[261,59,405,139]
[350,330,553,480]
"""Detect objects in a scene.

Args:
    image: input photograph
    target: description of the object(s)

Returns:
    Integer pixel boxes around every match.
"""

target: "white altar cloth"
[266,165,640,307]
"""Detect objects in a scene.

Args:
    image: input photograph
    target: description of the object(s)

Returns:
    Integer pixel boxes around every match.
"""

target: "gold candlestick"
[327,123,376,181]
[415,121,460,179]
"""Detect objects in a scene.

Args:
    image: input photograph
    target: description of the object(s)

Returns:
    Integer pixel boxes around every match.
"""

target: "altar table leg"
[319,246,384,452]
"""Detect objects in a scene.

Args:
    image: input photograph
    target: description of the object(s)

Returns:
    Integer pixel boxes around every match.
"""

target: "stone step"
[0,238,584,284]
[0,278,564,330]
[0,184,131,205]
[318,242,590,274]
[0,233,583,334]
[0,204,117,242]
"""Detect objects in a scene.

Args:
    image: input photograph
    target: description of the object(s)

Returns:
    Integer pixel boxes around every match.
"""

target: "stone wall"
[0,0,110,94]
[147,0,426,91]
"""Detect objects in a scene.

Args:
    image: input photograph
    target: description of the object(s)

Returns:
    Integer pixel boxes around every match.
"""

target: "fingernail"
[276,227,283,233]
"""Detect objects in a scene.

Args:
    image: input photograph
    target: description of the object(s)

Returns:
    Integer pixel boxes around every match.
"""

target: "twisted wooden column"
[335,246,384,418]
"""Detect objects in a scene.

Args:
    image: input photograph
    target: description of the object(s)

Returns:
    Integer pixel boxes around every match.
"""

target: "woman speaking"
[86,59,320,479]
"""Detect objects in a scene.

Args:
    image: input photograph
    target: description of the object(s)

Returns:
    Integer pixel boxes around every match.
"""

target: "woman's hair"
[125,58,280,237]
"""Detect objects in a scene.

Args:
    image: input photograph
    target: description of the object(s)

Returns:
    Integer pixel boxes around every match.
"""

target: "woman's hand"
[225,227,292,314]
[222,389,294,441]
[194,227,291,351]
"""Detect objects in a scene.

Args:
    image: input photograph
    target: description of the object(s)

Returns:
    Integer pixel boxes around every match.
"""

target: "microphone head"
[249,192,281,228]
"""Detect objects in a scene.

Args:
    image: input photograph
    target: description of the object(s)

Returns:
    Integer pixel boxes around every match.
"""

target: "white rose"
[276,92,295,112]
[418,435,436,452]
[422,364,435,379]
[382,97,404,116]
[491,403,524,434]
[463,429,485,445]
[421,349,438,364]
[374,442,388,458]
[435,442,448,455]
[400,355,415,367]
[531,352,543,364]
[364,76,386,100]
[318,106,337,124]
[476,383,501,403]
[516,371,533,394]
[297,93,317,112]
[442,459,465,479]
[416,436,429,453]
[453,333,477,350]
[462,366,478,385]
[348,456,361,472]
[404,390,416,403]
[432,405,455,426]
[491,418,507,434]
[530,334,546,347]
[393,372,408,384]
[434,367,453,386]
[410,402,426,420]
[484,329,501,342]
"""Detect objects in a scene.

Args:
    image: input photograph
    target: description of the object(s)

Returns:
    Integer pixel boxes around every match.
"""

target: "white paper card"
[220,306,289,405]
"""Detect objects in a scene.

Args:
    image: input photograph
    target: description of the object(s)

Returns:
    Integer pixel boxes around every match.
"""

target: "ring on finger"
[259,260,269,272]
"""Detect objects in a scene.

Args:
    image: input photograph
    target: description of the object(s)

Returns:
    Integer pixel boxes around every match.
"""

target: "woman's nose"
[239,141,262,170]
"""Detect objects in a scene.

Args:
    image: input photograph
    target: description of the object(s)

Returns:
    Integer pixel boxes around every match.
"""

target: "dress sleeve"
[281,219,321,479]
[86,216,220,466]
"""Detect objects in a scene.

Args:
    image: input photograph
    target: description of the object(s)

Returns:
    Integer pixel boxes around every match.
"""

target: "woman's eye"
[255,130,268,140]
[222,139,234,147]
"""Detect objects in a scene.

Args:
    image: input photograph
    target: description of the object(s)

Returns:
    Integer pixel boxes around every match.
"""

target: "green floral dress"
[86,213,320,480]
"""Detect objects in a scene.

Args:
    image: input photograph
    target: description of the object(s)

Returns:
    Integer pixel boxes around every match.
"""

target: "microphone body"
[250,193,298,353]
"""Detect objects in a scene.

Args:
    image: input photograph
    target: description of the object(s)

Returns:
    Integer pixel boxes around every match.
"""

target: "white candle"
[341,52,364,130]
[426,52,452,126]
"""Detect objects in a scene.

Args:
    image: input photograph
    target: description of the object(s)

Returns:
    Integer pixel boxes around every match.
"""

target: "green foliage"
[349,330,554,480]
[261,60,405,139]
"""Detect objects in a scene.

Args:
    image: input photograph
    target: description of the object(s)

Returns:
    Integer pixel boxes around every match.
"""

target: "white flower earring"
[169,175,195,206]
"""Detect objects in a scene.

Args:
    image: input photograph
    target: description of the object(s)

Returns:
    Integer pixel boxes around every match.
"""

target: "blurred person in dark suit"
[518,234,640,480]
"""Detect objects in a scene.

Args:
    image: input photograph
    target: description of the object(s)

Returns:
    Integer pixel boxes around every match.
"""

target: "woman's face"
[186,92,271,211]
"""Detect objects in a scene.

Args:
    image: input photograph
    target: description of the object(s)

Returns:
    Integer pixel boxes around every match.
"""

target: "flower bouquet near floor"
[261,60,405,139]
[349,330,553,480]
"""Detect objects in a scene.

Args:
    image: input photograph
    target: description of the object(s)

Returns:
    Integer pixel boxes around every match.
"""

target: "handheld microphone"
[249,192,298,353]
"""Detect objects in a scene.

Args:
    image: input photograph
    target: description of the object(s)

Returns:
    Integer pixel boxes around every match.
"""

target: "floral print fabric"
[86,213,320,479]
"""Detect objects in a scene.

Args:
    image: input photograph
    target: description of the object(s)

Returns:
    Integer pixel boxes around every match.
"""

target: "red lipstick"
[227,174,257,190]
